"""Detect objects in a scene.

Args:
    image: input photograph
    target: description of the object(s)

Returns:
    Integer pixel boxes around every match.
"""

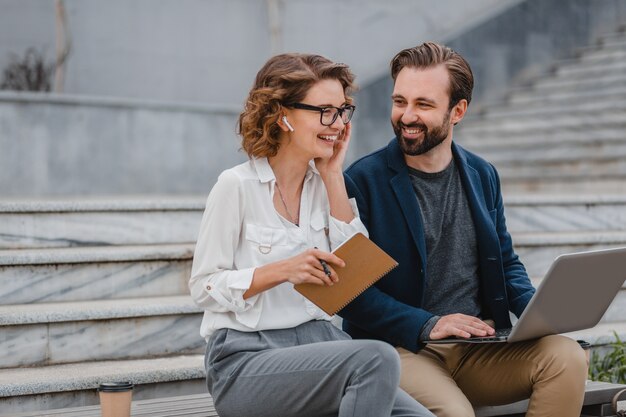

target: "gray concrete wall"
[0,0,519,106]
[352,0,626,156]
[0,0,525,196]
[0,92,244,195]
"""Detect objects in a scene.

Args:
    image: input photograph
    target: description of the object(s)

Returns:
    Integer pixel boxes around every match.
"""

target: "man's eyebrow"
[415,97,437,105]
[391,94,437,105]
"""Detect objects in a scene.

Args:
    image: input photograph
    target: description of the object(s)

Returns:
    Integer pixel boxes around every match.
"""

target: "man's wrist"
[418,315,441,342]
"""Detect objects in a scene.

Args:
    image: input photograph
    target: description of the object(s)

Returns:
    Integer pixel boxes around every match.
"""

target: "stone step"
[504,195,626,233]
[534,70,626,93]
[502,177,626,195]
[475,88,626,116]
[596,31,626,49]
[461,112,625,134]
[552,55,626,78]
[512,230,626,278]
[506,76,626,102]
[492,156,626,179]
[0,296,204,368]
[0,244,194,304]
[458,126,625,146]
[0,197,204,249]
[509,84,626,105]
[2,392,219,417]
[463,98,626,124]
[468,140,626,165]
[0,355,205,414]
[570,42,626,63]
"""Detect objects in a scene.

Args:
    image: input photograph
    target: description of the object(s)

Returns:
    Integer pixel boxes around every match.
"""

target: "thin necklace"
[275,182,300,226]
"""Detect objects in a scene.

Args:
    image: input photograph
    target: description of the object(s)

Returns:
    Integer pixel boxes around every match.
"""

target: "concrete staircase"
[2,193,625,413]
[456,26,626,345]
[457,27,626,194]
[0,198,206,414]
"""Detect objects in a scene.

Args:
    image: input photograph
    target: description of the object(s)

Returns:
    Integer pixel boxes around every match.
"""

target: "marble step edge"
[0,197,205,214]
[0,243,195,266]
[473,149,626,165]
[568,44,626,62]
[459,128,626,145]
[462,114,626,133]
[1,392,217,417]
[552,58,626,74]
[512,231,626,247]
[465,99,626,121]
[460,114,626,132]
[0,354,205,398]
[596,31,626,47]
[503,194,626,206]
[475,86,626,112]
[501,176,626,187]
[0,296,202,326]
[508,73,626,95]
[508,85,626,103]
[485,154,626,169]
[550,64,626,83]
[490,158,626,173]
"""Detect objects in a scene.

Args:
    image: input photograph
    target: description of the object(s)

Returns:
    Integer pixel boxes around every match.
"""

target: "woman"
[189,53,433,417]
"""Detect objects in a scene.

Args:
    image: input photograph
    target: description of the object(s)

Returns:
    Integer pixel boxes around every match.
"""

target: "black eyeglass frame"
[284,102,356,126]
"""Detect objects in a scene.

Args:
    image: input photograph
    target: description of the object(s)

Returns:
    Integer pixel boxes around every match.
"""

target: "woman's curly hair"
[238,53,356,158]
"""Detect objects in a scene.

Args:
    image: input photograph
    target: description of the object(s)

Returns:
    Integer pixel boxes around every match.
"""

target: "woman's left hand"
[315,122,352,177]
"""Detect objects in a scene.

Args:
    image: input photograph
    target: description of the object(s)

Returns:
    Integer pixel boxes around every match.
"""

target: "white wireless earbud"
[282,116,295,132]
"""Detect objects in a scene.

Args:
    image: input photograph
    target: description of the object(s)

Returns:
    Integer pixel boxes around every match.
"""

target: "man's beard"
[392,111,451,156]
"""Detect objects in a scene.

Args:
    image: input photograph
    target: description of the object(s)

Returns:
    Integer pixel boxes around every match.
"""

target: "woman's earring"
[282,116,295,132]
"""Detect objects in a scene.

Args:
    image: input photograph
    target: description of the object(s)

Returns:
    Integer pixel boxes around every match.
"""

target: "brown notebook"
[294,232,398,315]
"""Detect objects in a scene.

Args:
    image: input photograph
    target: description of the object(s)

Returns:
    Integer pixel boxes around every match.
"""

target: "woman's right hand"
[282,248,344,286]
[244,249,345,299]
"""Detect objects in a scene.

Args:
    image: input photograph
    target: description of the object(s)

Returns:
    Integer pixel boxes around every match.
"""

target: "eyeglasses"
[285,103,356,126]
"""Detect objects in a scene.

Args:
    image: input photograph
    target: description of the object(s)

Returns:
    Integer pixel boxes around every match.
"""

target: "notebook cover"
[294,232,398,315]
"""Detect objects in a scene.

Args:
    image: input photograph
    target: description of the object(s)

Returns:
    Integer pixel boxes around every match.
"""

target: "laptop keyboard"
[494,328,512,338]
[468,327,512,341]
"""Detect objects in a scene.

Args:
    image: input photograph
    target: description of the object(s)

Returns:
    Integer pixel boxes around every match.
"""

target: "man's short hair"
[390,42,473,109]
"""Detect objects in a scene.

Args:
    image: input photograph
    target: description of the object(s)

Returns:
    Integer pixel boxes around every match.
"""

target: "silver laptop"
[426,246,626,344]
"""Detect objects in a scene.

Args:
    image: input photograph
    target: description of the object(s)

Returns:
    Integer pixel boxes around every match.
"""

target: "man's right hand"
[429,314,495,340]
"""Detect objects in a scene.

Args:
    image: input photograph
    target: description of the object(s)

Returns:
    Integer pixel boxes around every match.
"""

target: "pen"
[314,247,332,277]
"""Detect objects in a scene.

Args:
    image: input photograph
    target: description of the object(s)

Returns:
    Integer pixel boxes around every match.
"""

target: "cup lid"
[98,382,134,392]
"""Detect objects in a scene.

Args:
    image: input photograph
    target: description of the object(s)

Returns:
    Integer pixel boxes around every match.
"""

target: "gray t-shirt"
[408,160,481,340]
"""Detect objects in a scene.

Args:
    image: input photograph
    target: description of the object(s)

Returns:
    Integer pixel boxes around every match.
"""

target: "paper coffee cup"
[98,382,133,417]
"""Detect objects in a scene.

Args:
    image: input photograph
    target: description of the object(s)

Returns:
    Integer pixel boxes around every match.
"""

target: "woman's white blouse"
[189,158,368,340]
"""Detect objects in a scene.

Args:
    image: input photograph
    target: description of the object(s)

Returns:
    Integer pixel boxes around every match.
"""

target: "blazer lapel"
[387,140,428,267]
[453,143,498,252]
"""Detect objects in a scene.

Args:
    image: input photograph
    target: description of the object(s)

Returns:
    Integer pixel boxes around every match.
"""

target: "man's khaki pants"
[398,335,587,417]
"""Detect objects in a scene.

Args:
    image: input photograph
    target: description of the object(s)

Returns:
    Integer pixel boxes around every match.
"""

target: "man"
[340,42,587,417]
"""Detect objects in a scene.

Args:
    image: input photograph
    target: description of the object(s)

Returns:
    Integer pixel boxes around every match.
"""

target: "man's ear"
[450,99,468,125]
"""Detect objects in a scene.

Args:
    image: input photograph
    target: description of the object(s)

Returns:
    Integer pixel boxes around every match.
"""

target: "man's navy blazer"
[340,138,535,353]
